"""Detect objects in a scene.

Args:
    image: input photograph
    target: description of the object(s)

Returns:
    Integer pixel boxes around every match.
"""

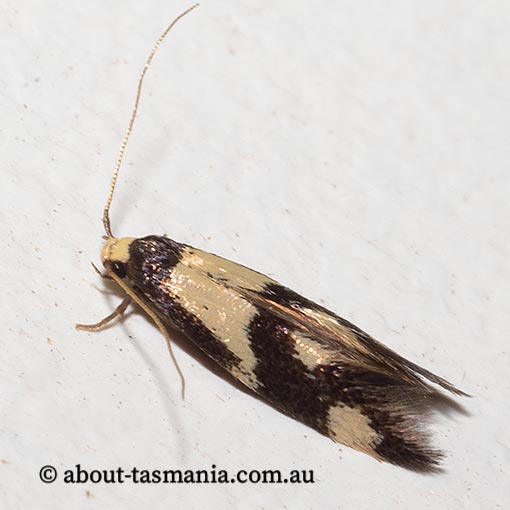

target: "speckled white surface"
[2,0,509,508]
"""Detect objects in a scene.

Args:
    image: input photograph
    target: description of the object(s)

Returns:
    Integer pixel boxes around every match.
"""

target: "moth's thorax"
[101,237,136,266]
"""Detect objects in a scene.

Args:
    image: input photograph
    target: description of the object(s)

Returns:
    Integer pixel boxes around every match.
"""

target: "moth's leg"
[91,261,112,280]
[76,296,132,331]
[75,261,128,330]
[108,272,186,400]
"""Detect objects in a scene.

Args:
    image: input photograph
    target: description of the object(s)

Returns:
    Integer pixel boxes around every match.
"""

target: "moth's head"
[101,237,136,279]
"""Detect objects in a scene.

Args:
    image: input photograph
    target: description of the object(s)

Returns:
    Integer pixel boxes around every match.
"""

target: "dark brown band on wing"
[126,235,242,371]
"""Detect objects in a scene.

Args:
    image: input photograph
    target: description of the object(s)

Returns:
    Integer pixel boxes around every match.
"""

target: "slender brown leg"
[76,296,132,331]
[91,261,112,279]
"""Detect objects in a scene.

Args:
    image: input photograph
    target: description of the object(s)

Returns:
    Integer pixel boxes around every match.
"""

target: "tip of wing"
[324,363,465,473]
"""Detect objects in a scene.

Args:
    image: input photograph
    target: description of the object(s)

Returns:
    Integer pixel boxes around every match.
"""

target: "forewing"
[185,247,466,396]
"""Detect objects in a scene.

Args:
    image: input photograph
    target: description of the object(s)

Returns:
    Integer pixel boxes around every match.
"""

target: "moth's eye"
[110,261,127,278]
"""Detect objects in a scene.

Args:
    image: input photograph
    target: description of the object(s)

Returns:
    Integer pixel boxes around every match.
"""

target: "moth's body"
[102,234,465,472]
[82,6,466,474]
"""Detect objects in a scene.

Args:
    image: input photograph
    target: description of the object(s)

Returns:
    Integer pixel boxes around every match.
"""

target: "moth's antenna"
[103,3,200,239]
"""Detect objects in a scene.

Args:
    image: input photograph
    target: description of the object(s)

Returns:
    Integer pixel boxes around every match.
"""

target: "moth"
[78,4,467,473]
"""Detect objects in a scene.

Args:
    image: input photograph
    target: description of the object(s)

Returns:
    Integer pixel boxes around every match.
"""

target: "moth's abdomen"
[122,235,462,472]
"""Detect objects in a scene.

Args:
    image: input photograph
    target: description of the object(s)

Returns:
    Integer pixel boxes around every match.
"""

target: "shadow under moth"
[78,4,468,473]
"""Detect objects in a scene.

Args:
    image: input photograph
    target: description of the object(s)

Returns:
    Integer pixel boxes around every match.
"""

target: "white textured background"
[2,0,509,508]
